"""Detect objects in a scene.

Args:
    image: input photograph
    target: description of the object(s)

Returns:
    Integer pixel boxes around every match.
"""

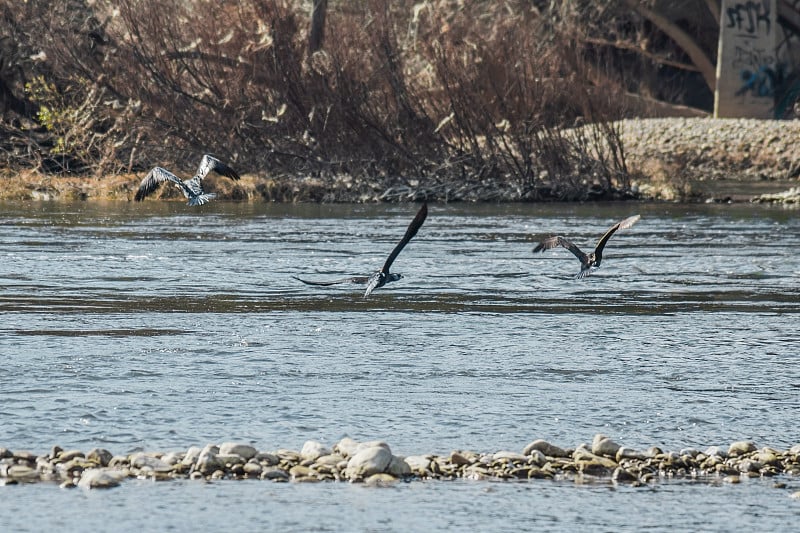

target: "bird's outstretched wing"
[533,236,562,253]
[594,214,641,257]
[534,235,588,262]
[292,275,369,286]
[380,202,428,274]
[134,167,183,202]
[195,154,241,182]
[553,236,589,264]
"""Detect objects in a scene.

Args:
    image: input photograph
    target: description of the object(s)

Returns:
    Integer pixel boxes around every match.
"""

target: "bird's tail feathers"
[188,193,217,206]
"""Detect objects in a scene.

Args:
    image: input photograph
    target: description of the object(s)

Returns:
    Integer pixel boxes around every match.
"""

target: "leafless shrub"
[2,0,636,200]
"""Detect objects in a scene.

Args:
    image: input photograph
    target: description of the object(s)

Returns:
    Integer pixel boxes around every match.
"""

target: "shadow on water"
[1,289,799,316]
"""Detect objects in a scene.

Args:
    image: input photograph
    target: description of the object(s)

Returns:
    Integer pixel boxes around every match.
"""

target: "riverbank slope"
[2,118,799,204]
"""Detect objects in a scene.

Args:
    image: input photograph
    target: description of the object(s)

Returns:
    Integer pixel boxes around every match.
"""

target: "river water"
[1,201,798,531]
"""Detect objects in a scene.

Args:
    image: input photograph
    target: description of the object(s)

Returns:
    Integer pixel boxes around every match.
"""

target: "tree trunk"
[309,0,328,54]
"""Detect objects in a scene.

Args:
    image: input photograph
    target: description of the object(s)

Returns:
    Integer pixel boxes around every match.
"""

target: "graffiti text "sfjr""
[726,1,771,35]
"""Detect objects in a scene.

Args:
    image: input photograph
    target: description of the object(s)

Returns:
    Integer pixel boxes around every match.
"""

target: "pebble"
[2,437,799,488]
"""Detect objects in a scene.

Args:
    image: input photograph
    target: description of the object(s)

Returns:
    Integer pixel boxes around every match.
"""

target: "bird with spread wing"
[293,202,428,297]
[134,154,240,206]
[533,215,640,278]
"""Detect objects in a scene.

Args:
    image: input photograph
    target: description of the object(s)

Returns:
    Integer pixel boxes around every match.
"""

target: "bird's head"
[388,273,403,282]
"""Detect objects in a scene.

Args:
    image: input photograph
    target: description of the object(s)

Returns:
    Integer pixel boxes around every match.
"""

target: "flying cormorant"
[293,202,428,297]
[533,214,640,278]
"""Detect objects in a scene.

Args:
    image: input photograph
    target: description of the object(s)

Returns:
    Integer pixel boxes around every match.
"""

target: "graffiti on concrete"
[732,41,777,97]
[725,1,772,34]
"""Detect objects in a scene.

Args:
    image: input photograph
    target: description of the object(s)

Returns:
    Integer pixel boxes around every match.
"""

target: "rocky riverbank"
[617,118,800,203]
[1,118,799,204]
[2,435,800,492]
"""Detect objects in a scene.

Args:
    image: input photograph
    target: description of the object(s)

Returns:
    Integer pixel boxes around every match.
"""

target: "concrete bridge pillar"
[714,0,778,118]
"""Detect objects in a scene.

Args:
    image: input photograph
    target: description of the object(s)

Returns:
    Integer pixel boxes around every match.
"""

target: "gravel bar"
[2,434,800,490]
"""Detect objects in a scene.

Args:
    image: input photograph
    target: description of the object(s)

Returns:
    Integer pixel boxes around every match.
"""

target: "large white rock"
[492,451,527,462]
[704,445,727,458]
[301,440,331,461]
[728,441,757,457]
[219,442,258,460]
[355,440,391,455]
[334,437,360,458]
[130,453,172,472]
[592,434,621,458]
[345,446,393,479]
[404,455,431,473]
[181,446,203,466]
[77,469,125,489]
[196,448,224,474]
[387,455,411,476]
[523,439,570,458]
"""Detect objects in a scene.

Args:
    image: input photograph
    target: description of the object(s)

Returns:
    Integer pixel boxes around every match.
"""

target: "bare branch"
[704,0,721,25]
[624,0,717,91]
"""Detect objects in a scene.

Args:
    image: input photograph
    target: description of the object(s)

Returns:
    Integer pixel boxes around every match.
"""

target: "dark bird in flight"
[293,202,428,297]
[134,154,240,206]
[533,214,641,278]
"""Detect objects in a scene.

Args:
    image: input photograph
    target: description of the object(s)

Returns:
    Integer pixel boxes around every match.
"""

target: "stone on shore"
[345,446,393,479]
[592,434,622,458]
[523,439,570,458]
[131,453,172,473]
[219,443,258,460]
[404,455,431,474]
[333,437,360,458]
[196,448,224,474]
[78,469,125,489]
[728,441,758,457]
[301,440,331,461]
[5,436,800,488]
[87,448,113,467]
